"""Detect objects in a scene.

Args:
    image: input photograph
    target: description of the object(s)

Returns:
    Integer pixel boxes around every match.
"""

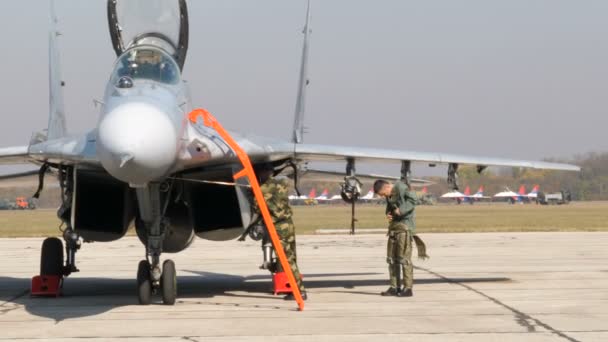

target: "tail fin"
[530,185,539,194]
[464,186,471,196]
[308,188,316,198]
[47,0,67,140]
[291,0,312,144]
[421,186,428,194]
[476,186,484,195]
[518,185,526,195]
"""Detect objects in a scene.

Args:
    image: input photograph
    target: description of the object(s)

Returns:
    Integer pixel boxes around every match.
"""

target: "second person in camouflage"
[253,163,307,300]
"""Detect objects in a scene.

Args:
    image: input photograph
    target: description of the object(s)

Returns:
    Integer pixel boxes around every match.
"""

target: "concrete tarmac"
[0,232,607,341]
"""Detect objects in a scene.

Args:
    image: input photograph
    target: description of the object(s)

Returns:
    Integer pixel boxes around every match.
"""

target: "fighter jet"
[525,185,541,199]
[440,187,469,204]
[360,190,375,201]
[493,187,524,204]
[467,186,491,203]
[0,0,579,305]
[494,185,540,204]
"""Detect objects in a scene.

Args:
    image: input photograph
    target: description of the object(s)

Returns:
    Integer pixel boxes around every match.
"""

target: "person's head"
[373,180,392,197]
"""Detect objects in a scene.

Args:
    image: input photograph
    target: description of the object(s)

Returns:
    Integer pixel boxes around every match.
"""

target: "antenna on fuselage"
[291,0,312,144]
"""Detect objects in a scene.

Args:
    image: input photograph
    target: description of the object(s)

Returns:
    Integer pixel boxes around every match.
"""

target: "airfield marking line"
[415,265,581,342]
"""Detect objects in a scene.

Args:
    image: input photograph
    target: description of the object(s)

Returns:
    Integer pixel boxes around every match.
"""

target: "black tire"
[161,259,177,305]
[40,237,64,276]
[137,260,152,305]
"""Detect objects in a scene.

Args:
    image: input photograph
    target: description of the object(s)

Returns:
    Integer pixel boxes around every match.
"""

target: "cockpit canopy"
[110,46,181,86]
[107,0,189,70]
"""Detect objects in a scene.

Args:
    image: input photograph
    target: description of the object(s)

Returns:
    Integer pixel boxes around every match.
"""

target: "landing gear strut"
[32,166,81,297]
[135,182,177,305]
[340,158,362,235]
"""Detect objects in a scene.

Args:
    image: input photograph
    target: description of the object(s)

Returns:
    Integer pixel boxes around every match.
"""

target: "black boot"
[284,291,307,301]
[397,288,413,297]
[381,287,399,296]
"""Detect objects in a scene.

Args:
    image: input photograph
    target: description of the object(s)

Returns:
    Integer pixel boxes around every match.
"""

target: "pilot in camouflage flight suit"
[374,179,429,297]
[253,164,307,301]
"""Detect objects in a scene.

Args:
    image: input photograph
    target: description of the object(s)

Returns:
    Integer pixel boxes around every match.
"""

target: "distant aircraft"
[358,189,380,204]
[493,188,521,201]
[441,186,470,204]
[441,186,490,205]
[468,186,491,203]
[360,190,375,201]
[526,185,540,199]
[328,194,342,201]
[314,189,330,201]
[494,185,539,204]
[0,0,579,305]
[288,188,316,201]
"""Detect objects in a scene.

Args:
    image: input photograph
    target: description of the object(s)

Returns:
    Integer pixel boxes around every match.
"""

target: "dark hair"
[373,180,389,194]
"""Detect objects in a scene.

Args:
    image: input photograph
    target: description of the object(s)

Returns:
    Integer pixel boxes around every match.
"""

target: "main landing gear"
[32,167,82,297]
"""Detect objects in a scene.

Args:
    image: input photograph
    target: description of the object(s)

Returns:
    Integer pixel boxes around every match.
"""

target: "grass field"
[1,202,607,238]
[294,202,608,233]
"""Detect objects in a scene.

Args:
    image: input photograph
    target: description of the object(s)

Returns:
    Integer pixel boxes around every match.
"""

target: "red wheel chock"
[31,275,62,297]
[272,272,292,295]
[273,272,304,295]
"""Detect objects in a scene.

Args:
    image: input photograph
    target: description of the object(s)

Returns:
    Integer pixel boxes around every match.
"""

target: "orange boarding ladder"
[188,108,305,311]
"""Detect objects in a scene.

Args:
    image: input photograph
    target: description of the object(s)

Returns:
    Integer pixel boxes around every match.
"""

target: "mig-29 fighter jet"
[0,0,579,305]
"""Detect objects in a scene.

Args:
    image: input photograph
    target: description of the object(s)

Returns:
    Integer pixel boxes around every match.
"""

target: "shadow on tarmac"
[0,271,510,321]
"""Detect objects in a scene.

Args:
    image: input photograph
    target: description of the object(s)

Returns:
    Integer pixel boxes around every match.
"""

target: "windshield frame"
[110,45,182,86]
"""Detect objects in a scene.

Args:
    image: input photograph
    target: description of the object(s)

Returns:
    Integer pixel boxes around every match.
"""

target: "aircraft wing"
[0,134,100,167]
[294,168,431,186]
[0,146,31,165]
[292,143,580,171]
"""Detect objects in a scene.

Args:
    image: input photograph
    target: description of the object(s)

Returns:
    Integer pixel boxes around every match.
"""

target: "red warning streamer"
[189,108,305,311]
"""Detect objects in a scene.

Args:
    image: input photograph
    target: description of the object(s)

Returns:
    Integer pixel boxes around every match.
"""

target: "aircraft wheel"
[137,260,152,305]
[161,259,177,305]
[40,237,64,276]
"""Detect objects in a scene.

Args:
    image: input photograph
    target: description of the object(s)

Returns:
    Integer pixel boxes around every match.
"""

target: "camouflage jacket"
[253,177,293,224]
[386,180,417,232]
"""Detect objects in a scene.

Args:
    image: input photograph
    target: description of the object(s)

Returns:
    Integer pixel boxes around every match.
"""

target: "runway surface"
[1,233,607,341]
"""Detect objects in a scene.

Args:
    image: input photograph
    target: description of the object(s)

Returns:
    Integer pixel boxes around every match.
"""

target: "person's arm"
[397,183,417,218]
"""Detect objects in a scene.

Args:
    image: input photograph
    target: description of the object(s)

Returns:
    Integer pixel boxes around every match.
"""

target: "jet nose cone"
[98,102,178,185]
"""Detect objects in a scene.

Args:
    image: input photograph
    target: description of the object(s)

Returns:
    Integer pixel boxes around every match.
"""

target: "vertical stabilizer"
[308,188,316,198]
[291,0,312,144]
[518,185,526,195]
[47,0,67,140]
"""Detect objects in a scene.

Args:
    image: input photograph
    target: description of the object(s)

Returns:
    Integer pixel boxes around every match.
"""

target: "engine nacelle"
[73,169,135,242]
[135,200,195,254]
[183,168,253,241]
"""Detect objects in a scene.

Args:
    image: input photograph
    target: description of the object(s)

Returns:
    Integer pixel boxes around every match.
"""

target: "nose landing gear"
[135,182,178,305]
[136,258,176,305]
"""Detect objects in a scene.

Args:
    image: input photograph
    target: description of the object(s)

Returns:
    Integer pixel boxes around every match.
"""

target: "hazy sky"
[1,0,607,176]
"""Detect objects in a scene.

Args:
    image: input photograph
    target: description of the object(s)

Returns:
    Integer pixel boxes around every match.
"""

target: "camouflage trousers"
[387,230,413,289]
[274,220,305,292]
